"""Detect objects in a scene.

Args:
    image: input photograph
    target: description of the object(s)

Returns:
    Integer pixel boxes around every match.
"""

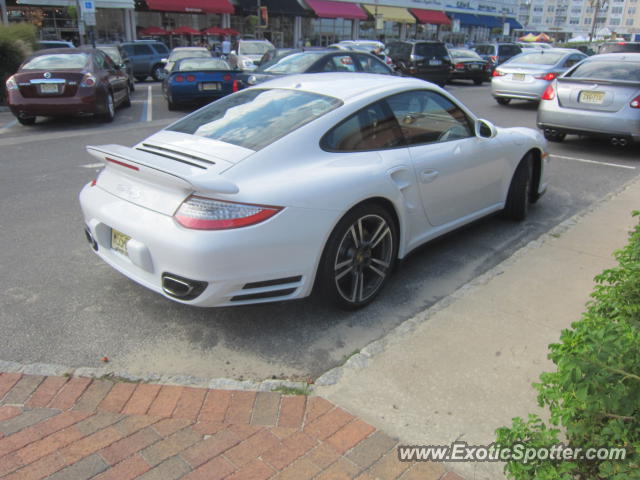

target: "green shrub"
[0,23,36,105]
[496,211,640,480]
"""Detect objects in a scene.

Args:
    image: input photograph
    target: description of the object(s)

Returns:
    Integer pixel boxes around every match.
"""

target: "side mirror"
[475,118,497,139]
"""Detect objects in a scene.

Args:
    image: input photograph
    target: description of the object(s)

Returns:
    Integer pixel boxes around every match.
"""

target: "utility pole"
[588,0,607,44]
[1,0,8,26]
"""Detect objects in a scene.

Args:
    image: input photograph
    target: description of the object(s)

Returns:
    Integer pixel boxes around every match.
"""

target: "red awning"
[146,0,234,14]
[409,8,451,26]
[139,26,171,36]
[306,0,367,20]
[202,26,226,35]
[172,26,201,35]
[222,28,239,36]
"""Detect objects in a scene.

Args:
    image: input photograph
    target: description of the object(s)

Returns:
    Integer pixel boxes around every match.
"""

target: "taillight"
[5,76,18,90]
[174,196,282,230]
[175,75,184,83]
[535,72,558,81]
[186,75,196,82]
[630,95,640,108]
[541,84,555,100]
[223,74,231,81]
[492,70,504,77]
[454,63,465,70]
[232,80,238,92]
[80,73,96,87]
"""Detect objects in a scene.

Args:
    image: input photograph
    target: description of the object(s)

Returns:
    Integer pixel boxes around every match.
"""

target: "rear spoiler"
[87,144,239,195]
[557,77,640,87]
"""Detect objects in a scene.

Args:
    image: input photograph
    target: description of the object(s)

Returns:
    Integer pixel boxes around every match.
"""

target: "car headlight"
[6,76,18,91]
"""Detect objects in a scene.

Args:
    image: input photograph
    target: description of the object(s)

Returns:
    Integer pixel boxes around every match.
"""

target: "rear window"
[260,52,323,74]
[414,43,447,58]
[169,49,210,61]
[507,52,564,65]
[473,45,495,55]
[598,42,640,54]
[152,43,169,54]
[167,88,342,151]
[564,59,640,82]
[450,49,482,60]
[99,47,122,64]
[22,53,89,70]
[238,42,274,55]
[177,58,229,71]
[387,43,412,58]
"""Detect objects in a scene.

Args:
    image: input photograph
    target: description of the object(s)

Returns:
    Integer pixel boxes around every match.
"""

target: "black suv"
[120,41,170,81]
[598,41,640,54]
[386,40,451,86]
[472,42,522,74]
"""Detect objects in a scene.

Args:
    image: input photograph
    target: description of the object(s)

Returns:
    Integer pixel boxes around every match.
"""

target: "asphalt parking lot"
[1,80,638,382]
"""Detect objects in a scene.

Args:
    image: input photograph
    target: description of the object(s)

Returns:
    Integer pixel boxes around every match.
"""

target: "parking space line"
[0,119,17,134]
[551,154,636,170]
[140,85,153,122]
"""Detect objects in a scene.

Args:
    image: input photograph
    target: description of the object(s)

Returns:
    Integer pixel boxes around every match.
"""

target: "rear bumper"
[491,78,549,101]
[8,91,101,117]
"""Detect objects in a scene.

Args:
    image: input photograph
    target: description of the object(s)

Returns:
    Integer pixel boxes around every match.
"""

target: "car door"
[95,51,126,103]
[133,44,155,76]
[386,90,505,226]
[352,53,393,74]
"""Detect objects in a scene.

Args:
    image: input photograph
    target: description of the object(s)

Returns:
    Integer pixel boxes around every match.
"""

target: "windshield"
[450,49,482,60]
[238,42,274,55]
[564,59,640,81]
[259,52,323,74]
[22,53,89,70]
[167,89,342,151]
[99,47,122,64]
[177,58,230,71]
[507,52,564,65]
[169,49,210,61]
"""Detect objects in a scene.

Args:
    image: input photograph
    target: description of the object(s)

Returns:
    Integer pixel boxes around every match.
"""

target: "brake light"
[492,70,504,77]
[186,74,196,82]
[5,76,18,91]
[232,80,238,92]
[535,72,558,81]
[175,75,184,83]
[454,63,465,70]
[80,73,96,87]
[174,196,282,230]
[617,42,626,45]
[541,84,555,100]
[630,95,640,108]
[490,55,497,63]
[223,74,231,81]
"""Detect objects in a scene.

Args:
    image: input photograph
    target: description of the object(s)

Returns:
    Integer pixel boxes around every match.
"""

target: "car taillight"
[492,70,504,77]
[175,75,184,82]
[455,63,464,70]
[5,76,18,90]
[631,95,640,108]
[541,84,555,100]
[223,74,232,81]
[80,73,96,87]
[232,80,238,92]
[174,196,282,230]
[186,75,196,82]
[535,72,558,81]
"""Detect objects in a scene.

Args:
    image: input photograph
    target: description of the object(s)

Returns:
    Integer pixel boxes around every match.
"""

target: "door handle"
[420,169,439,183]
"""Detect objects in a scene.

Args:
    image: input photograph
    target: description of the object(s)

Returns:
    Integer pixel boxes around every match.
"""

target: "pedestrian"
[221,36,231,58]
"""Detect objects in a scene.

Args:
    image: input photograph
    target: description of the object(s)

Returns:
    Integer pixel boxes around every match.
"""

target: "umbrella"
[202,26,226,35]
[139,26,170,36]
[534,33,552,42]
[222,28,240,36]
[518,33,538,42]
[172,26,201,35]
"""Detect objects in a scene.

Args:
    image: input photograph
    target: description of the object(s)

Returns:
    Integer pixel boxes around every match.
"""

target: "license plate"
[111,229,131,256]
[511,73,525,81]
[579,90,605,104]
[40,83,59,93]
[429,59,442,66]
[470,64,480,70]
[201,82,221,91]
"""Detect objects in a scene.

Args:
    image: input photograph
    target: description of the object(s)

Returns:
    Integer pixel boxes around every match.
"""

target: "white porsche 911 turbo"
[80,73,549,309]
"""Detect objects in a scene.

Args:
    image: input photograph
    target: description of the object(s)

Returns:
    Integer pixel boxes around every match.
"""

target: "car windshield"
[169,50,210,61]
[99,47,122,64]
[167,88,342,151]
[22,53,89,70]
[238,42,273,55]
[259,52,324,74]
[507,52,564,65]
[450,49,482,59]
[564,59,640,81]
[177,58,230,71]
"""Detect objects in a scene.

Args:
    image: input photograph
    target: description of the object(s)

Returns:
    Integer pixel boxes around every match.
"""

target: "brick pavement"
[0,372,462,480]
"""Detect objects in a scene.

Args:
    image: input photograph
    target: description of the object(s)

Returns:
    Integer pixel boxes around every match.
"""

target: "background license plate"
[40,84,58,93]
[579,91,604,104]
[429,59,442,66]
[111,229,130,256]
[201,83,221,91]
[511,74,525,81]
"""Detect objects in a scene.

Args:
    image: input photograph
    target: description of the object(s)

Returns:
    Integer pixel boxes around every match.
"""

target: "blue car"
[162,57,239,110]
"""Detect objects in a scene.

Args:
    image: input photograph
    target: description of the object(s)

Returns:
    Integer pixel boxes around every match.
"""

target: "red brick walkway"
[0,372,461,480]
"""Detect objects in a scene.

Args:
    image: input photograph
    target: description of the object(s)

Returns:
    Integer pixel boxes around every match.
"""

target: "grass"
[272,384,312,396]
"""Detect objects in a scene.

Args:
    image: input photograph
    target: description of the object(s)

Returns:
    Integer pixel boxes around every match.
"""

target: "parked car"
[331,41,395,70]
[492,49,587,105]
[162,47,211,74]
[517,42,552,51]
[228,40,275,71]
[79,73,548,309]
[239,50,394,87]
[473,42,522,74]
[35,40,75,50]
[162,57,239,110]
[120,40,170,81]
[537,52,640,145]
[448,48,489,85]
[386,40,452,86]
[5,48,130,125]
[597,41,640,54]
[96,44,135,92]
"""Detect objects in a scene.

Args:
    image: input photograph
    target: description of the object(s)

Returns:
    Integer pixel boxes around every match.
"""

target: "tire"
[122,85,131,108]
[317,203,398,309]
[151,64,166,82]
[496,97,511,105]
[502,155,533,221]
[17,116,36,126]
[473,78,483,85]
[167,100,177,111]
[135,76,146,82]
[129,78,135,92]
[543,130,566,142]
[100,92,115,123]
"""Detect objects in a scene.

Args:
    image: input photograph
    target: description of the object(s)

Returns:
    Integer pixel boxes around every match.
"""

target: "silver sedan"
[492,49,587,104]
[537,53,640,145]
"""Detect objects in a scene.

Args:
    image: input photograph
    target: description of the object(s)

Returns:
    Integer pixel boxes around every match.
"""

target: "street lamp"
[589,0,608,44]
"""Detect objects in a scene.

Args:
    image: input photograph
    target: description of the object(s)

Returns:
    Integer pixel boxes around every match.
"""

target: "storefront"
[304,0,367,46]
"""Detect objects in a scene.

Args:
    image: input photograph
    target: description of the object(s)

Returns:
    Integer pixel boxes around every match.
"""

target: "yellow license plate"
[111,229,131,256]
[579,90,605,104]
[511,73,525,81]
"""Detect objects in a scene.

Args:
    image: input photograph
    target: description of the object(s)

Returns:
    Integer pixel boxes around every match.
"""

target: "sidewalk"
[1,178,638,480]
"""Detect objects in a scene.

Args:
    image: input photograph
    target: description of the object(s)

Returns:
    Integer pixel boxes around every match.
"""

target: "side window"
[153,43,169,55]
[331,55,357,72]
[564,54,585,68]
[355,54,390,74]
[94,51,107,70]
[322,100,403,151]
[122,45,134,56]
[133,45,153,56]
[386,90,473,146]
[102,53,116,71]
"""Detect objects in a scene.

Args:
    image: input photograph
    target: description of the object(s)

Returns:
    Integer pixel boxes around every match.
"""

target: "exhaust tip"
[161,273,207,301]
[84,227,98,251]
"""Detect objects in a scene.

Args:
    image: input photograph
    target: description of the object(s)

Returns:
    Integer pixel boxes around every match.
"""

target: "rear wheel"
[496,97,511,105]
[473,78,483,85]
[317,203,398,309]
[122,85,131,108]
[17,116,36,126]
[502,154,533,221]
[152,64,165,81]
[100,92,115,122]
[543,129,566,142]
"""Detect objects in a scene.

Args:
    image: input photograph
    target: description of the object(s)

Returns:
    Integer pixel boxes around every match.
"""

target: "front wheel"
[17,116,36,126]
[317,204,398,309]
[152,65,166,81]
[496,97,511,105]
[502,155,532,221]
